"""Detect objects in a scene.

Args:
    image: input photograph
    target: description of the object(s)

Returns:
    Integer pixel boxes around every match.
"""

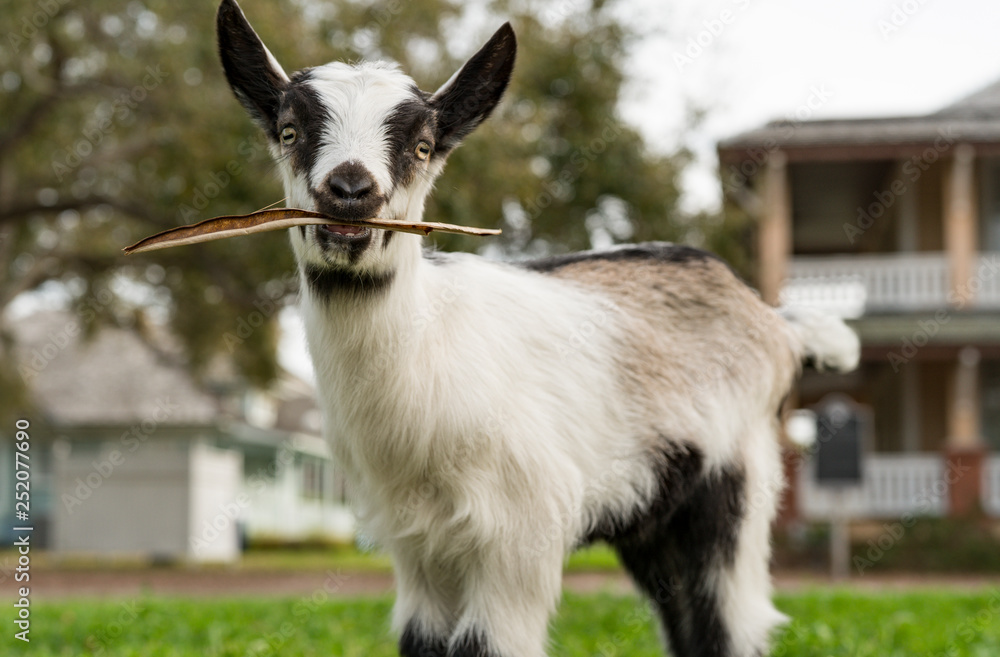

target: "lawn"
[6,589,1000,656]
[4,543,621,573]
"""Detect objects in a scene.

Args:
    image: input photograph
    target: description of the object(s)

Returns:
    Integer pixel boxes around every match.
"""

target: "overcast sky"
[618,0,1000,213]
[279,0,1000,381]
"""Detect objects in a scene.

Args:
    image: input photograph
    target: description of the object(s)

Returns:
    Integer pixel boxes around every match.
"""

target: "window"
[301,458,325,500]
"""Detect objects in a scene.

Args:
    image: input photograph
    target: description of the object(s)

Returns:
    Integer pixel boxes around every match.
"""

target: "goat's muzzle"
[309,161,386,251]
[313,161,385,226]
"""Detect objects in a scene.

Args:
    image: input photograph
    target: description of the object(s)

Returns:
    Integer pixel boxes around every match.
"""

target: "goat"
[216,1,859,655]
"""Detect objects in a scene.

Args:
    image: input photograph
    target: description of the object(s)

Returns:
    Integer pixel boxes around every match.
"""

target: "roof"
[13,311,219,426]
[936,78,1000,119]
[718,77,1000,162]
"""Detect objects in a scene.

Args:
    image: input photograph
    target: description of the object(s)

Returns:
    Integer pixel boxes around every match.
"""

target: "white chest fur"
[298,252,650,553]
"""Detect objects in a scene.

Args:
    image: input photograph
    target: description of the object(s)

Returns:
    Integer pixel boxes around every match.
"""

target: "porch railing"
[984,456,1000,517]
[975,253,1000,307]
[783,253,950,316]
[797,454,948,519]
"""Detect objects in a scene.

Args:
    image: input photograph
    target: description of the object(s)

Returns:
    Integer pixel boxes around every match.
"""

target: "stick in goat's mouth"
[123,208,501,255]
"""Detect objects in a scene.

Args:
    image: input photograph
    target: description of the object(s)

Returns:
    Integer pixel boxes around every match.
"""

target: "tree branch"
[0,93,61,153]
[0,27,69,152]
[0,195,174,230]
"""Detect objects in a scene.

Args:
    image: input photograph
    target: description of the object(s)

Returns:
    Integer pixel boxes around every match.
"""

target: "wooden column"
[948,347,982,450]
[943,145,985,515]
[944,144,977,307]
[759,151,792,306]
[946,346,986,516]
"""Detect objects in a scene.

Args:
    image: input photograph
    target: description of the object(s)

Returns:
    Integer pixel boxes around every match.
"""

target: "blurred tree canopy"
[0,0,728,415]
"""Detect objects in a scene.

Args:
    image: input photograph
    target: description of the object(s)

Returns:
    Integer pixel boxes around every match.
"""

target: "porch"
[781,252,1000,317]
[796,453,1000,519]
[752,149,1000,313]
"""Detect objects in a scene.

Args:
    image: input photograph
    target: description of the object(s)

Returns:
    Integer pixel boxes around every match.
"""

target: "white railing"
[984,456,1000,517]
[783,252,1000,315]
[783,253,949,317]
[798,454,948,519]
[974,253,1000,307]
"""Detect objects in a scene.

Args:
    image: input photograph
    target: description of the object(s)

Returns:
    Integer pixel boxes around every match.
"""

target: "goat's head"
[216,0,516,277]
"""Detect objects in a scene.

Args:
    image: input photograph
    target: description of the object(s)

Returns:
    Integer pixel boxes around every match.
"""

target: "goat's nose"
[328,170,374,200]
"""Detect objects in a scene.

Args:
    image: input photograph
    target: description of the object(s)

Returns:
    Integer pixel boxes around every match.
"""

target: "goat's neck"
[299,233,452,480]
[299,234,434,381]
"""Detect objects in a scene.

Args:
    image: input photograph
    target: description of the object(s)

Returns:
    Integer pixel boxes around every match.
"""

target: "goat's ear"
[430,23,516,152]
[217,0,289,138]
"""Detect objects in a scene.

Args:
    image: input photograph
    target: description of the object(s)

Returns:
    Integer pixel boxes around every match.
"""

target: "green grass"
[563,543,622,572]
[239,542,619,573]
[7,589,1000,656]
[237,545,394,572]
[3,542,621,574]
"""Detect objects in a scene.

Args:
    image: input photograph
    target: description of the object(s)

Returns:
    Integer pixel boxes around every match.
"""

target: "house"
[0,310,354,561]
[718,79,1000,522]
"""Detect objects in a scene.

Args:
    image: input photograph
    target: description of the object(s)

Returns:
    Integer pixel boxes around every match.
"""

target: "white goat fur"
[216,2,861,655]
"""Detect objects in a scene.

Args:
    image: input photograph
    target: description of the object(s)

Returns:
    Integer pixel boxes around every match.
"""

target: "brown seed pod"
[123,209,501,255]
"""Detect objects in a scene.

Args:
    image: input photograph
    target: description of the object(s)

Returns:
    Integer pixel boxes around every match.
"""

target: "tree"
[0,0,699,419]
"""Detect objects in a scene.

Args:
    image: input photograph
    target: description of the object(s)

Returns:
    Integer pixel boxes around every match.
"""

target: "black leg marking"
[610,451,746,657]
[585,443,704,545]
[448,629,499,657]
[399,620,449,657]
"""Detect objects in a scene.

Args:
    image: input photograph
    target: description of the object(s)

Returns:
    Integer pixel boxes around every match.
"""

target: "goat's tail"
[780,307,860,373]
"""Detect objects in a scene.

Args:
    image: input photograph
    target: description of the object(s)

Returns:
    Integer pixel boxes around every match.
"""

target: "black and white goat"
[216,2,859,655]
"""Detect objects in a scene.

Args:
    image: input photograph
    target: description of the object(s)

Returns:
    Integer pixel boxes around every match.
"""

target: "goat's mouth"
[309,192,382,252]
[310,196,383,252]
[319,224,371,239]
[314,222,374,256]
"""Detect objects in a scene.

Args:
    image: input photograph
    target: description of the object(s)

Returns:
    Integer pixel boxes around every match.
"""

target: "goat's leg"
[614,453,784,657]
[708,435,788,657]
[446,543,564,657]
[616,465,743,657]
[393,550,458,657]
[400,623,449,657]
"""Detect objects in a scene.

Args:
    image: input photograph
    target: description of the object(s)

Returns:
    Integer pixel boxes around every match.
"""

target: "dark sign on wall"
[815,396,865,486]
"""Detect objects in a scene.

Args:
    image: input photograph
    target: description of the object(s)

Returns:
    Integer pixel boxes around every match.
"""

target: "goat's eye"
[414,141,431,160]
[280,126,297,145]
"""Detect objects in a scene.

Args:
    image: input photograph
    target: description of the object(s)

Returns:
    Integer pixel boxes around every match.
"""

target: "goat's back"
[523,243,799,449]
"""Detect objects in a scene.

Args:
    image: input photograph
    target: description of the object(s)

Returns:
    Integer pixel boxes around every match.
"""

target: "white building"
[0,311,354,562]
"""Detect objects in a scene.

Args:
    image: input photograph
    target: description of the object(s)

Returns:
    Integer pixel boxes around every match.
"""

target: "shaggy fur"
[216,2,860,655]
